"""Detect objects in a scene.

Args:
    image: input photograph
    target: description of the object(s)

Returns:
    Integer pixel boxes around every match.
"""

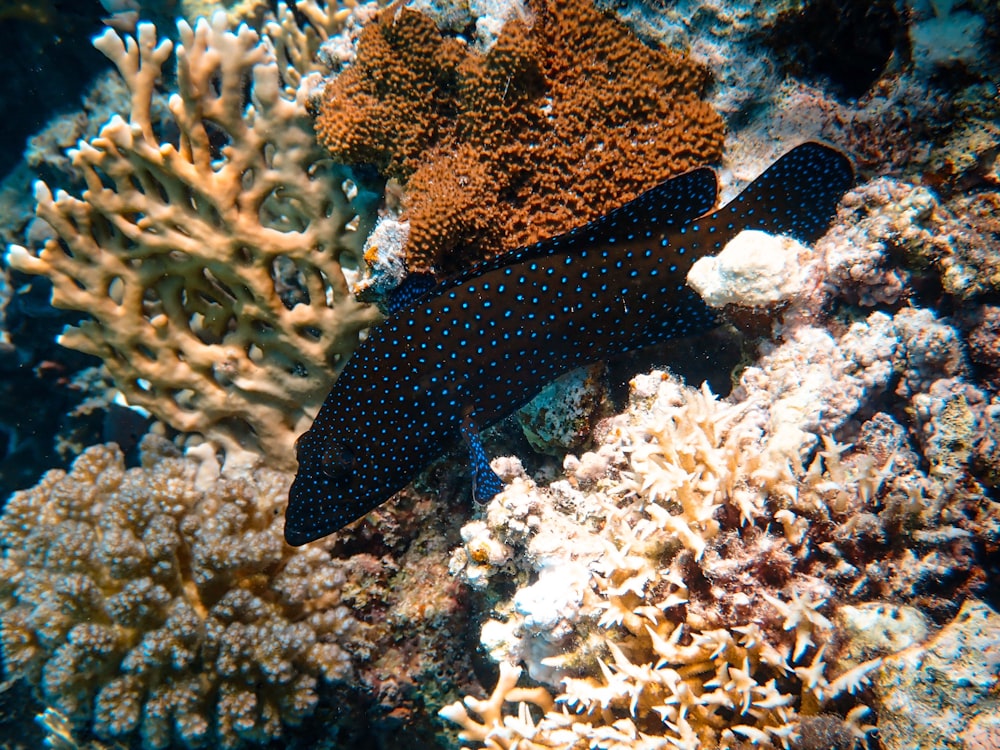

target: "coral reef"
[835,602,929,669]
[6,14,380,468]
[314,0,725,278]
[813,175,1000,307]
[442,290,999,746]
[0,437,356,748]
[445,372,895,747]
[937,190,1000,298]
[709,0,999,198]
[23,68,169,184]
[0,435,479,749]
[818,178,940,308]
[687,230,817,310]
[2,0,999,748]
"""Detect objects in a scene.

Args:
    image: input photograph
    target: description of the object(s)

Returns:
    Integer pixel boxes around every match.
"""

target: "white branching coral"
[6,12,380,468]
[445,371,884,748]
[439,662,554,750]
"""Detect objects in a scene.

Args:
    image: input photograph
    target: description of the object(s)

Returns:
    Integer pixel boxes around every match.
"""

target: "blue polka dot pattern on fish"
[285,142,854,545]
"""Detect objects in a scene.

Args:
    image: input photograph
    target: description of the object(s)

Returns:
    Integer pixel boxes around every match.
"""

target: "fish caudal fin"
[707,142,854,243]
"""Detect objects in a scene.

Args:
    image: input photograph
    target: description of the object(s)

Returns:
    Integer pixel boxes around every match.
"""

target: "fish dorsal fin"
[539,166,719,251]
[395,167,720,313]
[701,142,854,244]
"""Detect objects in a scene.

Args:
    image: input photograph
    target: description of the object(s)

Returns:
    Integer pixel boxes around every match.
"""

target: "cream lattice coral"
[0,437,356,749]
[6,13,379,467]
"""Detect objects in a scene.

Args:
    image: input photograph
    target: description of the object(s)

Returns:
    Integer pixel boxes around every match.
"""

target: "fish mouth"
[283,476,325,546]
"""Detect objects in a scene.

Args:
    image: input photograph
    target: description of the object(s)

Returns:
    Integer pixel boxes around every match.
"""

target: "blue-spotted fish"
[285,142,853,545]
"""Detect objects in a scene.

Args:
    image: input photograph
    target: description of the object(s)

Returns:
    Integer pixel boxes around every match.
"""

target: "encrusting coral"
[6,12,380,468]
[314,0,725,278]
[444,372,889,749]
[443,349,999,747]
[0,436,356,749]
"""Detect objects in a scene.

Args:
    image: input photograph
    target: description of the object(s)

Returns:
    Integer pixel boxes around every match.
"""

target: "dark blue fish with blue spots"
[285,142,853,545]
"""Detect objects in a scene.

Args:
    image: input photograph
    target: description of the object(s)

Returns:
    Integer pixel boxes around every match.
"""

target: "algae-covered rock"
[875,599,1000,750]
[836,601,930,669]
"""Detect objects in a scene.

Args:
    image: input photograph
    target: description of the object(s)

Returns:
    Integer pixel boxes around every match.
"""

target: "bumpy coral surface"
[443,342,1000,747]
[0,437,355,749]
[314,0,725,276]
[6,14,380,468]
[445,372,891,748]
[0,434,485,749]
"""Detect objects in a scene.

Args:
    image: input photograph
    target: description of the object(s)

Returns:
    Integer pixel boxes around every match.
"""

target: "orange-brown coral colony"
[314,0,725,274]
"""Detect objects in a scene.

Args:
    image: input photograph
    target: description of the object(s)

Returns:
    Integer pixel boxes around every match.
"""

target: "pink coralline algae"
[818,178,941,307]
[894,307,969,399]
[966,304,1000,374]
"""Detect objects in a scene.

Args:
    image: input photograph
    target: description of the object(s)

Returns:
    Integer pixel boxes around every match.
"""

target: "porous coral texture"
[314,0,725,276]
[0,437,356,749]
[444,372,900,749]
[6,14,380,468]
[444,362,1000,750]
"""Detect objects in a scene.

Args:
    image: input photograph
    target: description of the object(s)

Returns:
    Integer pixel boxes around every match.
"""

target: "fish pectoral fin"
[460,413,505,504]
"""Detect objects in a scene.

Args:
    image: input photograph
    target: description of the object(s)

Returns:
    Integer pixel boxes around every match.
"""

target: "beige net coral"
[7,12,380,468]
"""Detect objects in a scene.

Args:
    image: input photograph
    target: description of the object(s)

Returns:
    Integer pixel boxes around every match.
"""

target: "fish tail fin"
[709,142,854,244]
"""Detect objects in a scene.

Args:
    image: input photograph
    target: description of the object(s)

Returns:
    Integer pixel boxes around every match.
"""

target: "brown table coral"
[314,0,725,277]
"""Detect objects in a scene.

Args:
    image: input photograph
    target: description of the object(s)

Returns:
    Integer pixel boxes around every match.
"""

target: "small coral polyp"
[0,437,354,749]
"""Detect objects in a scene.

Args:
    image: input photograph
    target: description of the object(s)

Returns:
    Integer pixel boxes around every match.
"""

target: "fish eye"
[320,442,356,480]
